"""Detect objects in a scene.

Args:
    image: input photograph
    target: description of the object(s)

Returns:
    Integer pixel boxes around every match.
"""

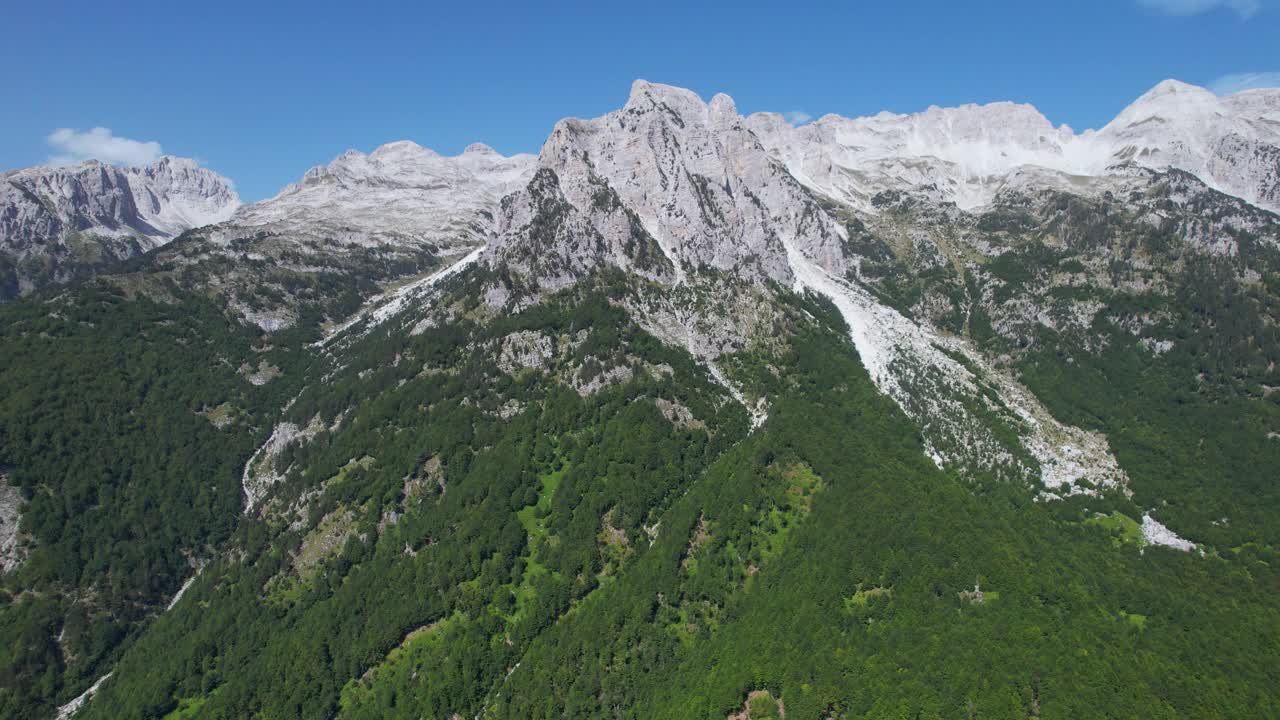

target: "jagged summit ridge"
[748,78,1280,213]
[0,156,239,298]
[226,140,536,248]
[125,156,243,236]
[456,80,1172,495]
[748,99,1100,210]
[3,155,239,240]
[489,79,849,288]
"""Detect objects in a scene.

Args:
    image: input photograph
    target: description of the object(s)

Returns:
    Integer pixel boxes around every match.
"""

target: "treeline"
[62,283,1280,719]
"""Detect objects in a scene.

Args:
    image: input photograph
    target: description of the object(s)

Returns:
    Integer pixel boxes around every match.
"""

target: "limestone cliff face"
[748,79,1280,214]
[490,80,851,289]
[0,156,238,299]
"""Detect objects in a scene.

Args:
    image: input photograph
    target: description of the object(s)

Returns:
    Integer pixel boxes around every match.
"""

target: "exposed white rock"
[2,156,239,244]
[231,303,298,334]
[165,562,205,611]
[783,235,1128,491]
[240,360,282,386]
[0,479,24,574]
[321,244,488,345]
[1141,513,1197,552]
[708,360,768,430]
[490,80,849,288]
[55,672,113,720]
[653,397,705,431]
[242,417,326,512]
[572,364,636,397]
[496,330,556,373]
[0,156,239,297]
[748,79,1280,213]
[229,141,533,249]
[122,156,242,236]
[620,282,783,429]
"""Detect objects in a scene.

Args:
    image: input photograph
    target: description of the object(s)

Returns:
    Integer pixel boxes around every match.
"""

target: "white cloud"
[46,127,163,166]
[1136,0,1261,18]
[1210,71,1280,94]
[783,111,813,126]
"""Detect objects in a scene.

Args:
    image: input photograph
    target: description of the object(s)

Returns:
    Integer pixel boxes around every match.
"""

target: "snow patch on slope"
[229,141,533,248]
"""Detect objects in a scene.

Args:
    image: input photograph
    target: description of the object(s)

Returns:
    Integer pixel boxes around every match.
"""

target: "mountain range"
[7,79,1279,299]
[0,156,239,300]
[1,79,1278,720]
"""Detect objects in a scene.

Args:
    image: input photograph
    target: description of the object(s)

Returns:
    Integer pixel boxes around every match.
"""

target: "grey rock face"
[489,80,850,291]
[227,140,534,249]
[0,157,239,299]
[747,79,1280,215]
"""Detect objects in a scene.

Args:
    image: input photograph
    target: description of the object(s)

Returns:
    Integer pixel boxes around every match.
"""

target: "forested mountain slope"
[1,80,1278,719]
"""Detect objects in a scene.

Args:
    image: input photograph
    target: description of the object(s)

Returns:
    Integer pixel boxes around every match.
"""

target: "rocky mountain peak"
[1134,77,1215,102]
[0,156,239,299]
[625,79,707,117]
[225,140,535,249]
[493,80,848,291]
[368,140,439,163]
[746,78,1280,214]
[708,92,739,129]
[122,156,242,236]
[463,142,499,156]
[475,83,849,437]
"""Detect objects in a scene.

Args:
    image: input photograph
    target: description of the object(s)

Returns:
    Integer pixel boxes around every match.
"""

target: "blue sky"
[3,0,1277,200]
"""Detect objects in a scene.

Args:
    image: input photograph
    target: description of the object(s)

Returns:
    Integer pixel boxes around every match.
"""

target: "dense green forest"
[10,277,1264,719]
[2,180,1279,718]
[0,232,448,718]
[0,285,312,717]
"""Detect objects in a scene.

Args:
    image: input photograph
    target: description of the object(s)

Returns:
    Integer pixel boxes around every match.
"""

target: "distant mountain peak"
[226,138,535,249]
[1144,77,1214,98]
[625,79,712,119]
[1108,78,1221,128]
[749,78,1280,213]
[494,78,847,290]
[0,155,238,299]
[369,140,438,161]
